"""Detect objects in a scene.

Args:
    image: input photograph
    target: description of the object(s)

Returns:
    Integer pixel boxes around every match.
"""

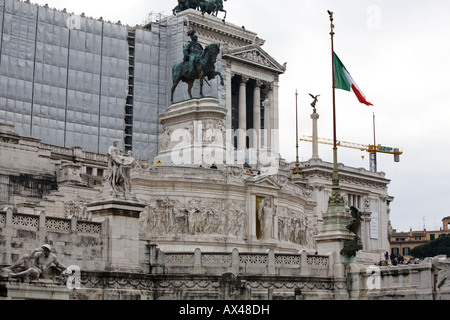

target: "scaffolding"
[141,11,168,29]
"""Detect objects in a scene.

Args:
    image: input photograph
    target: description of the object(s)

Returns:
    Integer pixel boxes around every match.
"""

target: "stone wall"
[1,206,447,300]
[71,271,335,300]
[0,208,107,271]
[133,163,318,254]
[347,262,436,300]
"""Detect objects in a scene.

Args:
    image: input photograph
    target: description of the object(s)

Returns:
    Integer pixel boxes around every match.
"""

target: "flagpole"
[294,90,302,174]
[372,111,377,172]
[328,10,344,205]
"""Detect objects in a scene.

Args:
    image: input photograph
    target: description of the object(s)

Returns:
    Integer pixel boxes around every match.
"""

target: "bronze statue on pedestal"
[171,29,224,102]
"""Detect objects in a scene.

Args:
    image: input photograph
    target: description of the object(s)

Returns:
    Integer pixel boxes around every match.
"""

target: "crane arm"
[300,135,403,157]
[300,135,369,151]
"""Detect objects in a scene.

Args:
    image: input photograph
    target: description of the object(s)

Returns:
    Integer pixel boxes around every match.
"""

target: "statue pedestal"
[0,280,70,300]
[155,98,230,167]
[87,198,146,273]
[315,201,354,300]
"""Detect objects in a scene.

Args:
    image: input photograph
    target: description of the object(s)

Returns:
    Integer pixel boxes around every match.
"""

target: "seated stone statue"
[0,244,67,281]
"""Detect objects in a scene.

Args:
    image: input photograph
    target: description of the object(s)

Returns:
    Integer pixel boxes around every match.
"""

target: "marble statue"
[0,244,67,281]
[258,197,275,239]
[107,139,135,199]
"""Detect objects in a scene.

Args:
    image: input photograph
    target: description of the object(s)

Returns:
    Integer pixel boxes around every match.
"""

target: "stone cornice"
[172,10,285,75]
[223,43,286,75]
[175,9,261,48]
[299,159,390,191]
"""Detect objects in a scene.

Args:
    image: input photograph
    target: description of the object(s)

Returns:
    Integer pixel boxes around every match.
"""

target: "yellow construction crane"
[300,135,403,172]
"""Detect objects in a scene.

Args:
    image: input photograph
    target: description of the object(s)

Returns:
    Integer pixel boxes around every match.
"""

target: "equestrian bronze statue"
[171,29,224,103]
[173,0,227,20]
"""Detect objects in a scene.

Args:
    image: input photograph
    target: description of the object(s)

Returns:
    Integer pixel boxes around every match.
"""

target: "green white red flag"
[333,52,373,106]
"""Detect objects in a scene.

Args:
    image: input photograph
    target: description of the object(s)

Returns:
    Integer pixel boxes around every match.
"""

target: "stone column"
[262,97,271,150]
[225,65,233,151]
[311,111,320,159]
[267,83,274,152]
[237,76,249,163]
[252,81,262,167]
[271,79,280,159]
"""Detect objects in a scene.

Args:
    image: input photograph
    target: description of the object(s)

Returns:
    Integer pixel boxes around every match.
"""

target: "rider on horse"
[184,29,204,74]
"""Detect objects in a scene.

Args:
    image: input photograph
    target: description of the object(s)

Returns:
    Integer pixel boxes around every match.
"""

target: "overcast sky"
[32,0,450,232]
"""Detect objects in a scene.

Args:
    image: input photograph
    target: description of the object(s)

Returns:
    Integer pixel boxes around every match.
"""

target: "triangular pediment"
[222,43,286,74]
[246,176,282,189]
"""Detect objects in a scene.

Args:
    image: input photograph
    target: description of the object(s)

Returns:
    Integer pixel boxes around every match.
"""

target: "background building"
[0,0,286,163]
[390,216,450,258]
[0,0,394,264]
[3,1,443,301]
[0,0,171,160]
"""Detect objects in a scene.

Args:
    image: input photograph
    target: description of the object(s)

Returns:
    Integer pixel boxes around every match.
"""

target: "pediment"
[222,44,286,74]
[246,176,282,189]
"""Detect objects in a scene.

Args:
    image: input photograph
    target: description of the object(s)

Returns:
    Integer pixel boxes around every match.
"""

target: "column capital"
[263,82,273,95]
[240,76,250,84]
[255,80,264,88]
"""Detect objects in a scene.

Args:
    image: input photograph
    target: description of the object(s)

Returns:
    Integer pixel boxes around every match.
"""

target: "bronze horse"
[199,0,227,20]
[173,0,227,20]
[171,43,224,103]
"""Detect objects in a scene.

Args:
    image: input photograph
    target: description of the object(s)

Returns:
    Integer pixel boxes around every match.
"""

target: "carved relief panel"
[140,197,246,238]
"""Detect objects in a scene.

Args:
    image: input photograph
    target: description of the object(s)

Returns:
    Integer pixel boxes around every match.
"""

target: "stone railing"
[346,262,437,300]
[0,208,103,235]
[41,144,108,163]
[158,248,330,277]
[0,207,107,270]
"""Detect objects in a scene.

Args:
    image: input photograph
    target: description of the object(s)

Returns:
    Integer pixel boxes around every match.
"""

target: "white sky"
[31,0,450,232]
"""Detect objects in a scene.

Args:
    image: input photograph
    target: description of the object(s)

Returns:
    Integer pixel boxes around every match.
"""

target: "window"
[430,234,435,240]
[391,248,399,256]
[403,247,410,256]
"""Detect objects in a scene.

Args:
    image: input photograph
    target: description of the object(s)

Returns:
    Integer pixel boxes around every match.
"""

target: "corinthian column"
[252,80,262,166]
[238,76,249,153]
[225,66,233,160]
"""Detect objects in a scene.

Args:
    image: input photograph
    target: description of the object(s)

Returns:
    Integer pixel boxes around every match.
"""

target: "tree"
[411,235,450,259]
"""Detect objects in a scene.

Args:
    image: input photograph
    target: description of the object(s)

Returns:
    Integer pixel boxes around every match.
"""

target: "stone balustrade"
[156,248,330,277]
[0,208,106,270]
[0,208,103,235]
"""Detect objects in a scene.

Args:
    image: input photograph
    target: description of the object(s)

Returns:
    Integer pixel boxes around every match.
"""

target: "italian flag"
[333,52,373,106]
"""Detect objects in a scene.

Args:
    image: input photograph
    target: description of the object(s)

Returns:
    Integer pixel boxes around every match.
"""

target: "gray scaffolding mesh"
[0,0,228,161]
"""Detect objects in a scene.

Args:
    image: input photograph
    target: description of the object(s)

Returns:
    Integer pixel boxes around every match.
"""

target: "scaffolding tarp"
[0,0,184,160]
